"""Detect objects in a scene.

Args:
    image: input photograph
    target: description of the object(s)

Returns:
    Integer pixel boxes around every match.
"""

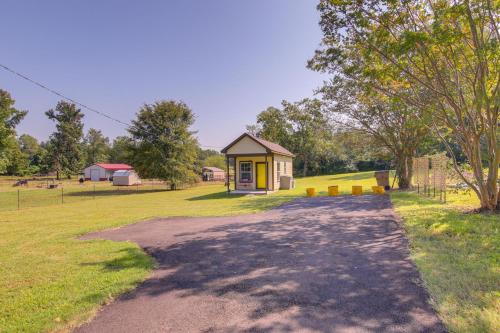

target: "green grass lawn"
[1,171,497,333]
[0,179,171,211]
[0,172,379,333]
[391,191,499,333]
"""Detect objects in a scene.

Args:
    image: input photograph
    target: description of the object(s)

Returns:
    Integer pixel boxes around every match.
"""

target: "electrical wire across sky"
[0,63,224,150]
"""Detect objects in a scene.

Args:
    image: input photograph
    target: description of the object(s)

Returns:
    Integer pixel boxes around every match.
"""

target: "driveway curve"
[76,195,445,333]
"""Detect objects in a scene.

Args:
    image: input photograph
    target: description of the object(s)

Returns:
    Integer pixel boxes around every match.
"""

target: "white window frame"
[239,161,252,183]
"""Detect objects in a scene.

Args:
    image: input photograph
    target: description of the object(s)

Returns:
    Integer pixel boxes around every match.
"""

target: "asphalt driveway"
[76,195,445,333]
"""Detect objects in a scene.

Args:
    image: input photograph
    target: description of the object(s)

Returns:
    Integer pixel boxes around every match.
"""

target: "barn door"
[90,169,100,181]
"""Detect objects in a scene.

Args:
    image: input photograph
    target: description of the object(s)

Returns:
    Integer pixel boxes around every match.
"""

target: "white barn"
[83,163,133,181]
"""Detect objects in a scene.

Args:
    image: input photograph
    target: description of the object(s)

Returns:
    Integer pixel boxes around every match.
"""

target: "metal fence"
[0,180,170,211]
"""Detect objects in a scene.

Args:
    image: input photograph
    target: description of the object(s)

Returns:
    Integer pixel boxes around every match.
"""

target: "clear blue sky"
[0,0,326,150]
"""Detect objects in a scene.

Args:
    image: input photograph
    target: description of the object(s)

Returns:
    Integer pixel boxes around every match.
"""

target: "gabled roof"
[94,163,133,170]
[203,166,225,172]
[221,133,294,157]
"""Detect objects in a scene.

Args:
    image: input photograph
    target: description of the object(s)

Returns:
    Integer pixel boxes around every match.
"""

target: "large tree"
[127,100,199,188]
[0,89,27,174]
[251,106,292,145]
[320,77,429,188]
[249,99,333,176]
[310,0,500,211]
[45,101,85,179]
[83,128,110,165]
[109,136,132,163]
[283,98,333,177]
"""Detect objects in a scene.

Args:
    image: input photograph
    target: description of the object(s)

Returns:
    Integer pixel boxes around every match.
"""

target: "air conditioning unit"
[280,176,295,190]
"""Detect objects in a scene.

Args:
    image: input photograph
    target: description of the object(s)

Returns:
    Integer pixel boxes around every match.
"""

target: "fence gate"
[413,153,448,202]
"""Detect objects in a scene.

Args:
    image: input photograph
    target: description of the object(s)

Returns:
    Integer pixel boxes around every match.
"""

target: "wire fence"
[0,179,171,212]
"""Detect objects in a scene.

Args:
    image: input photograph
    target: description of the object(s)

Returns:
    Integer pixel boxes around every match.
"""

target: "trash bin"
[372,186,385,194]
[328,185,339,196]
[374,170,390,189]
[352,186,363,195]
[306,188,316,197]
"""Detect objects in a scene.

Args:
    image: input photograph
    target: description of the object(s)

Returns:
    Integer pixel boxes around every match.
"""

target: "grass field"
[1,171,497,332]
[391,192,499,333]
[0,179,171,211]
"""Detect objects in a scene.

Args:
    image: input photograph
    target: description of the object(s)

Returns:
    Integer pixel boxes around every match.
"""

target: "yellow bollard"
[352,186,363,195]
[371,186,385,194]
[306,188,316,197]
[328,185,339,196]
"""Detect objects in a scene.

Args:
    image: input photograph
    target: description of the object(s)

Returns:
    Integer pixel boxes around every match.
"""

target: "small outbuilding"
[84,163,133,181]
[112,170,141,186]
[221,133,294,194]
[202,167,226,181]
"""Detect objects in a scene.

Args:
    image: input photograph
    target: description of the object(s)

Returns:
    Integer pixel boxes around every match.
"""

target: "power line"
[1,63,225,151]
[0,63,130,127]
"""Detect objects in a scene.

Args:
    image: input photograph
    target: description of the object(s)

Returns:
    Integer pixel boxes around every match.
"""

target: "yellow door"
[256,163,267,189]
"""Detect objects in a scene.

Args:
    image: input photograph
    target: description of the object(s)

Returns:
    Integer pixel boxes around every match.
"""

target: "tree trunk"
[450,134,499,211]
[394,150,413,189]
[302,159,308,177]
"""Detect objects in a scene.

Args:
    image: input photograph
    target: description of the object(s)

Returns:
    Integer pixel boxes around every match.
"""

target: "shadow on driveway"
[77,195,445,333]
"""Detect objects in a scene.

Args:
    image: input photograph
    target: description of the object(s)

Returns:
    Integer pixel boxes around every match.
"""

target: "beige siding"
[113,173,140,186]
[226,136,267,155]
[234,155,273,190]
[273,155,293,190]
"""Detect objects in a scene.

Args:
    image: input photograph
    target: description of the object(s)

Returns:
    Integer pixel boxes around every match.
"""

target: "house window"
[239,162,252,183]
[277,162,281,182]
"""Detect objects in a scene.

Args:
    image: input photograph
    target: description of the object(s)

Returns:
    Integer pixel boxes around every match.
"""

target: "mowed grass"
[0,179,170,212]
[0,172,382,212]
[391,191,499,333]
[0,171,379,333]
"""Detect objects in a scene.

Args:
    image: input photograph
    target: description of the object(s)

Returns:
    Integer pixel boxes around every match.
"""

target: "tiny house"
[221,133,294,194]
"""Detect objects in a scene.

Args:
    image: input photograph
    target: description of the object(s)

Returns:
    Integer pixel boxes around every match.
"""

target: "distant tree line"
[0,90,224,188]
[246,99,390,177]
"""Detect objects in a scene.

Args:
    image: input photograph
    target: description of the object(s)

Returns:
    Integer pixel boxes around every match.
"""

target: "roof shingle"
[221,133,294,157]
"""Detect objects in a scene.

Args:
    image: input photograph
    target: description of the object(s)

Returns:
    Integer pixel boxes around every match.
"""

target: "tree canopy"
[319,77,429,188]
[247,98,388,176]
[0,89,27,174]
[83,128,110,166]
[127,100,199,187]
[45,101,85,179]
[310,0,499,210]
